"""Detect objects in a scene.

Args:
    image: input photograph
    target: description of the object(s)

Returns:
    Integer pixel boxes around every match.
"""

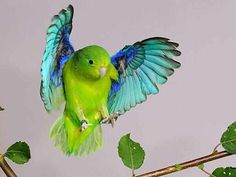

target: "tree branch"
[0,154,17,177]
[136,151,232,177]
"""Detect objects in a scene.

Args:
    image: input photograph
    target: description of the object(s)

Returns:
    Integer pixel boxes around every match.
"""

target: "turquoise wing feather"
[40,5,74,112]
[108,37,181,115]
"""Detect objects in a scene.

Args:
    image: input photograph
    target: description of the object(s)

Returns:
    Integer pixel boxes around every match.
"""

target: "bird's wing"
[40,5,74,112]
[108,37,181,115]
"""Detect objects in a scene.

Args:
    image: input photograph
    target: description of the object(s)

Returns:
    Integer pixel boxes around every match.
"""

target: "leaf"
[4,141,31,164]
[211,167,236,177]
[118,133,145,170]
[221,121,236,154]
[0,106,4,111]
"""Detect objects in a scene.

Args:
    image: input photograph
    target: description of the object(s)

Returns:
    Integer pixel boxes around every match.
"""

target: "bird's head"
[73,45,110,80]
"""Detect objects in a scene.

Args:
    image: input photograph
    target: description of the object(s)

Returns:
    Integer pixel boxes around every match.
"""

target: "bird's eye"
[89,60,94,64]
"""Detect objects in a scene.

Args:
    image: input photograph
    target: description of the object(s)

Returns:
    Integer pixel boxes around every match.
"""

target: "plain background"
[0,0,236,177]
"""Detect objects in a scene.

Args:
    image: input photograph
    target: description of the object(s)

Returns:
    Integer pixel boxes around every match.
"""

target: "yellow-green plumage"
[42,5,181,157]
[50,45,118,156]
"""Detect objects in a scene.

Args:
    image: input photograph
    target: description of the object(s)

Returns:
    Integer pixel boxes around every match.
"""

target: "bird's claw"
[80,120,92,132]
[101,112,120,127]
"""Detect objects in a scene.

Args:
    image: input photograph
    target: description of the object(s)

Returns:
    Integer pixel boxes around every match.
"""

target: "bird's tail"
[49,114,103,156]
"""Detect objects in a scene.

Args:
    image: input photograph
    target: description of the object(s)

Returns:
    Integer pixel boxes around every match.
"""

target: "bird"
[40,4,181,156]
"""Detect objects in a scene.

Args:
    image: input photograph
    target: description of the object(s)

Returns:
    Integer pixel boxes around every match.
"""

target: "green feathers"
[49,46,118,156]
[50,115,103,156]
[41,5,181,157]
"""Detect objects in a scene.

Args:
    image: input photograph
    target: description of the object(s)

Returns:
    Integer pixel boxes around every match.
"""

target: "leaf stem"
[199,168,215,177]
[0,154,17,177]
[132,169,135,177]
[136,151,232,177]
[212,143,221,153]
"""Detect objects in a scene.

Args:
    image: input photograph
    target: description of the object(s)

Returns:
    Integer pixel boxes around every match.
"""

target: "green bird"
[40,5,181,156]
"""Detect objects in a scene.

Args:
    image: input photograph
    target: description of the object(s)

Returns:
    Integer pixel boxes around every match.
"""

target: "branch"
[136,151,232,177]
[0,154,17,177]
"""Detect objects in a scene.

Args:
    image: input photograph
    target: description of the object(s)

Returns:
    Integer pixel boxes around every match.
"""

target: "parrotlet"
[40,5,181,156]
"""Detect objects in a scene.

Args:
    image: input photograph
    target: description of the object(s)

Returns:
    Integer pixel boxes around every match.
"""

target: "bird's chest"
[78,80,110,107]
[65,77,111,119]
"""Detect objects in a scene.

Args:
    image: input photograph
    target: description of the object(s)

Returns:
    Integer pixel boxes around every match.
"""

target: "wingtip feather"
[67,4,74,12]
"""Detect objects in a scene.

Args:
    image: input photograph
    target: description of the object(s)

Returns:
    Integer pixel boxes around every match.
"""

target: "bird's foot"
[101,112,120,127]
[80,120,92,132]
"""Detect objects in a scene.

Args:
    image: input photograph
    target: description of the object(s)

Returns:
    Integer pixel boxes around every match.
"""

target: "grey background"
[0,0,236,177]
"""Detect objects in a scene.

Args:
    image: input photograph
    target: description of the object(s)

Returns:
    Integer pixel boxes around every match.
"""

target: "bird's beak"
[99,67,107,78]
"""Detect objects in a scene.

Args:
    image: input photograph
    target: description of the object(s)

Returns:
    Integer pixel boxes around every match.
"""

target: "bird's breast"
[65,75,112,120]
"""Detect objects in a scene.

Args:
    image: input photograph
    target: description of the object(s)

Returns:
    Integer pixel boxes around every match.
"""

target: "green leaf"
[4,141,31,164]
[118,133,145,170]
[221,121,236,154]
[0,106,4,111]
[211,167,236,177]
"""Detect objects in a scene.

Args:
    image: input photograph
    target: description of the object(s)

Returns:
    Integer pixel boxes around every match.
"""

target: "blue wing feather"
[40,5,74,112]
[108,37,181,114]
